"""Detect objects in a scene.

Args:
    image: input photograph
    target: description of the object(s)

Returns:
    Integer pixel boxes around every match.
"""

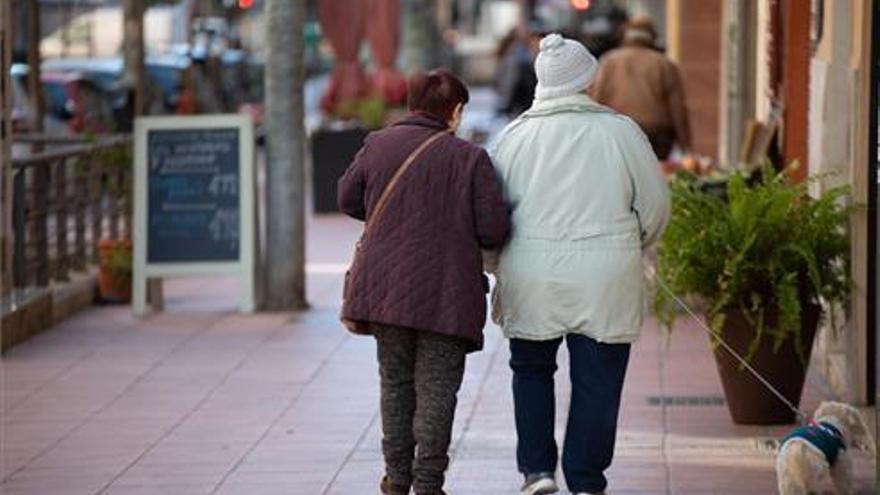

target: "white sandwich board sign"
[133,115,255,315]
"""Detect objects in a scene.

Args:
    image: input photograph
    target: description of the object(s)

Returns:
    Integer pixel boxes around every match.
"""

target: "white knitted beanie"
[534,33,598,100]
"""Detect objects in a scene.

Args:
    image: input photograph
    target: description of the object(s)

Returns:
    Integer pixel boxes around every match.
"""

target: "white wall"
[40,6,181,58]
[808,0,872,404]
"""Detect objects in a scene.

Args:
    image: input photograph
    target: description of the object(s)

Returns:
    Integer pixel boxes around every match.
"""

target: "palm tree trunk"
[263,0,308,310]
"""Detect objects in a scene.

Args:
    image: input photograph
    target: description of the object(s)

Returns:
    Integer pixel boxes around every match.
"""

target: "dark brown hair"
[407,69,470,122]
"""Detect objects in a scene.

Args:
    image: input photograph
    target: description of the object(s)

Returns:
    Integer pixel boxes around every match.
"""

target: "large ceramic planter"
[311,127,369,213]
[713,304,821,425]
[97,239,132,303]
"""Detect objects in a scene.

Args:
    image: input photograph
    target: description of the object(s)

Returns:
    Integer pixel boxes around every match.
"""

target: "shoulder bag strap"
[364,129,450,234]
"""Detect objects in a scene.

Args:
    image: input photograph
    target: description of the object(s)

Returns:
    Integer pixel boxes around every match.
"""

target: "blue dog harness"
[782,421,846,466]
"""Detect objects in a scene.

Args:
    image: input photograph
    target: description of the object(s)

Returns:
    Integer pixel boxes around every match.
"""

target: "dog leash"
[645,265,810,425]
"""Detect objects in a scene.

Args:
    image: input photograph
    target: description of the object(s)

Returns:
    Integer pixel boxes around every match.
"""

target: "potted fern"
[654,167,852,424]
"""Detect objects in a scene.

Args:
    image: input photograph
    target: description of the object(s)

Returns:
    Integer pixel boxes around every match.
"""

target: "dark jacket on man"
[338,113,510,351]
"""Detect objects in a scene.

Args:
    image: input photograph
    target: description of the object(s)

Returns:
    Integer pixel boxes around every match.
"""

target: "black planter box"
[311,127,369,213]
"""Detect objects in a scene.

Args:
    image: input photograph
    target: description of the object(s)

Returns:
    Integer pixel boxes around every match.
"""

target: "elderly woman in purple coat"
[338,69,510,495]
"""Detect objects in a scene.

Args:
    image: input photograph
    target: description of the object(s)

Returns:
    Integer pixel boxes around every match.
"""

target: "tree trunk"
[402,0,443,73]
[61,0,72,58]
[26,0,49,286]
[262,0,307,310]
[122,0,146,116]
[26,0,43,135]
[1,0,13,293]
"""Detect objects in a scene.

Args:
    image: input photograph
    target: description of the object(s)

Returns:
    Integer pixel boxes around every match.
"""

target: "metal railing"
[7,134,132,292]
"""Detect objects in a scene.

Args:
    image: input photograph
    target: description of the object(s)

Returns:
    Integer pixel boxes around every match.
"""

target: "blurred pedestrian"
[338,69,510,495]
[581,5,630,58]
[590,16,691,160]
[176,67,198,115]
[189,52,222,114]
[490,34,670,495]
[495,27,539,116]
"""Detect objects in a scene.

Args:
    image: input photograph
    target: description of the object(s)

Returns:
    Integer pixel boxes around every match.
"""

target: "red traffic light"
[571,0,591,10]
[238,0,254,8]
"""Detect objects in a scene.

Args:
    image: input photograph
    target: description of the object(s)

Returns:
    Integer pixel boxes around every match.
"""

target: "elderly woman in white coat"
[490,34,670,495]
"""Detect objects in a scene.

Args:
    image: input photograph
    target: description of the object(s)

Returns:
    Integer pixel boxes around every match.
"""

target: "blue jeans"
[509,334,630,493]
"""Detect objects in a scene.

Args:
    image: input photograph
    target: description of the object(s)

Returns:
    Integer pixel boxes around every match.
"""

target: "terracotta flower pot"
[712,304,821,425]
[97,239,132,303]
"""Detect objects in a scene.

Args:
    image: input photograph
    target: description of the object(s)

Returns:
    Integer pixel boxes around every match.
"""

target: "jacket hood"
[524,94,615,118]
[497,94,616,144]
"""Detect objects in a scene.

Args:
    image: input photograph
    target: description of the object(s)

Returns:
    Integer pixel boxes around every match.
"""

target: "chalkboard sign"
[133,115,255,316]
[147,128,240,262]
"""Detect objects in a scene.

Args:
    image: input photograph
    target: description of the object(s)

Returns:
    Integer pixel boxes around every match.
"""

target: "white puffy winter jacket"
[490,94,670,343]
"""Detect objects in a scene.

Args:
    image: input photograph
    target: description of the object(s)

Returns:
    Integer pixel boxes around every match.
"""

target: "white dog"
[776,401,875,494]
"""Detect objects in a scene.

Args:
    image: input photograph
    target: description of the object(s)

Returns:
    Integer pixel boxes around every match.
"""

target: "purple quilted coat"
[338,113,510,350]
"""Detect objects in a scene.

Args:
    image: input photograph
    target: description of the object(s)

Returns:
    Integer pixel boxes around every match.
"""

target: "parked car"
[43,57,180,131]
[42,58,123,94]
[43,71,116,134]
[28,50,260,130]
[43,56,192,126]
[11,64,116,135]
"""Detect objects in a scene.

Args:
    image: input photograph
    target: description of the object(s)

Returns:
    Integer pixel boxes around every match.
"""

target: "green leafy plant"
[654,165,853,363]
[331,96,394,130]
[81,143,133,203]
[105,244,133,287]
[355,96,389,130]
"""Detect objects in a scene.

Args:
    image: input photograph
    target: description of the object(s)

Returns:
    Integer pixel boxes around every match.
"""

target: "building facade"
[670,0,878,404]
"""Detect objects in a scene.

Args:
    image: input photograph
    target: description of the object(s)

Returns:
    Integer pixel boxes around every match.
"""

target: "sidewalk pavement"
[2,215,876,495]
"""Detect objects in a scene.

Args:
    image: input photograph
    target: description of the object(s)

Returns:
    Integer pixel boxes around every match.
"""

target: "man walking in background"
[591,16,691,160]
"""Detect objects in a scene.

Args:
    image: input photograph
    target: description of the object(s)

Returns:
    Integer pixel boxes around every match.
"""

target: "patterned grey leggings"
[373,325,469,494]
